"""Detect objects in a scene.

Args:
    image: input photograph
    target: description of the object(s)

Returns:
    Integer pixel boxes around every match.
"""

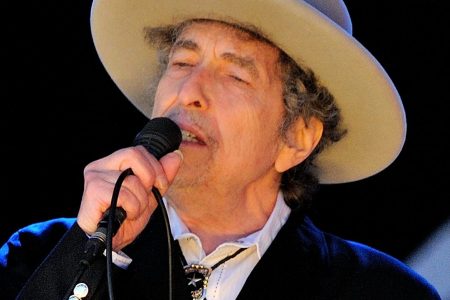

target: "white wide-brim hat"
[90,0,406,184]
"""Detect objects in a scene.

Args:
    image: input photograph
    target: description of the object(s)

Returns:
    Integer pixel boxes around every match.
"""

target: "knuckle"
[122,146,143,158]
[83,169,97,182]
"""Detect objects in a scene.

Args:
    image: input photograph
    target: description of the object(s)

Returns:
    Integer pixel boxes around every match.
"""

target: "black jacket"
[0,208,441,299]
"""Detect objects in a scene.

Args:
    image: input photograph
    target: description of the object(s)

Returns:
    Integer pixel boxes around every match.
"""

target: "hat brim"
[90,0,406,184]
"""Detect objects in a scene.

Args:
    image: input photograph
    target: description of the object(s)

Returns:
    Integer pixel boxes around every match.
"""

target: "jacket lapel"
[236,210,329,299]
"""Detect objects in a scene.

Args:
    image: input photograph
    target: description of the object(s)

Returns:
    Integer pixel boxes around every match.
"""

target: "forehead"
[174,21,280,59]
[172,21,282,81]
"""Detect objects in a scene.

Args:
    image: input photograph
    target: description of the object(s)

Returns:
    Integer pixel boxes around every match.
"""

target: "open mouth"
[181,129,205,145]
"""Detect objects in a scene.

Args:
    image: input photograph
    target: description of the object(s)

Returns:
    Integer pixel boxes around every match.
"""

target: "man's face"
[152,21,285,196]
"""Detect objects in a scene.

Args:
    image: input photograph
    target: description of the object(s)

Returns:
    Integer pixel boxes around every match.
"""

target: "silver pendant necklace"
[178,242,248,300]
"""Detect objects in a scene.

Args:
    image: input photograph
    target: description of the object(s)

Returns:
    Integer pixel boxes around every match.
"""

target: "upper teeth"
[182,130,198,142]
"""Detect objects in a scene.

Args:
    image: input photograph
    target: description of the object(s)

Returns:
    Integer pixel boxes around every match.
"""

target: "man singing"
[0,0,441,299]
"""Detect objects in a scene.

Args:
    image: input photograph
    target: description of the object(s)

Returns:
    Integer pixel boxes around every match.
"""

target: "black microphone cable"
[63,168,130,300]
[104,171,174,300]
[105,168,133,300]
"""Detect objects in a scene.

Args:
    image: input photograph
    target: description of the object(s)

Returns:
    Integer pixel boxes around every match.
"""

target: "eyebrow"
[172,39,199,52]
[171,38,260,79]
[222,52,259,79]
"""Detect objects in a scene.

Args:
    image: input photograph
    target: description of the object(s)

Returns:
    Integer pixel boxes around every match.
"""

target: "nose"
[176,66,210,110]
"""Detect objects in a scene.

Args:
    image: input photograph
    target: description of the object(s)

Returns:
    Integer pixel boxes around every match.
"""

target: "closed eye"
[230,75,249,85]
[172,62,193,68]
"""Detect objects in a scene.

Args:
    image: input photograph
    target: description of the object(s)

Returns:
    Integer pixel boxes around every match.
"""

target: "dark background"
[3,0,449,268]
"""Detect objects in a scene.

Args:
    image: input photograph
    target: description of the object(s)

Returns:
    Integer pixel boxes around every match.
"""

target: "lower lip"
[181,140,206,147]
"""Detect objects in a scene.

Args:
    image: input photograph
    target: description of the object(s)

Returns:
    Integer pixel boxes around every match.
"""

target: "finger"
[87,147,161,191]
[78,170,150,233]
[130,145,170,191]
[158,150,184,194]
[118,174,154,220]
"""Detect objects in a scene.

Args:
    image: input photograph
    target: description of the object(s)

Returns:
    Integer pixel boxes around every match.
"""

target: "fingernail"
[157,176,168,190]
[173,149,183,161]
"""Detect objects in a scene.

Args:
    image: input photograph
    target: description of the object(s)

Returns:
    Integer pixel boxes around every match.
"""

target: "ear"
[275,117,323,173]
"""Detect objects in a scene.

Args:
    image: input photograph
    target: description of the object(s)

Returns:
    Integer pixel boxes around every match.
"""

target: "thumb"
[159,150,183,191]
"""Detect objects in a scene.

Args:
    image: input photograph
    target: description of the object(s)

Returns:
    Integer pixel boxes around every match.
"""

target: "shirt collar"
[164,191,291,259]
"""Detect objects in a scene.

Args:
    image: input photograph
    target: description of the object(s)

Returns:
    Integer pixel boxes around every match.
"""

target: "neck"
[167,181,280,254]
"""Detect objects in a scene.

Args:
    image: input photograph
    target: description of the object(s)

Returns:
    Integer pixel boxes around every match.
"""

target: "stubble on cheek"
[166,112,220,191]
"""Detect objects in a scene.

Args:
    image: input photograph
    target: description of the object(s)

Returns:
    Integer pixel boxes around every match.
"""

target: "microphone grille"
[133,117,182,160]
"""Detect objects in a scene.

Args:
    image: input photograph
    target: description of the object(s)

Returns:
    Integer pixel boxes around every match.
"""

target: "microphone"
[132,117,183,160]
[83,117,182,262]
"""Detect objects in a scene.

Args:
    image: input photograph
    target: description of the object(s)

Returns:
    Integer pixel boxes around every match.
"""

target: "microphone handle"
[83,207,127,262]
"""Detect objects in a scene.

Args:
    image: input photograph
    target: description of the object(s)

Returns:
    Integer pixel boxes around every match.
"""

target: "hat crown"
[304,0,352,34]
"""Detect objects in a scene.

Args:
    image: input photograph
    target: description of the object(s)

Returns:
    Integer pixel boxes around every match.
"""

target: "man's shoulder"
[1,217,76,266]
[5,217,76,245]
[17,217,75,234]
[299,216,442,299]
[0,218,77,297]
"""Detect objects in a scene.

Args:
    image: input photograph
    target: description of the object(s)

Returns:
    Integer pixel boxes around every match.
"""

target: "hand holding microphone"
[77,117,182,255]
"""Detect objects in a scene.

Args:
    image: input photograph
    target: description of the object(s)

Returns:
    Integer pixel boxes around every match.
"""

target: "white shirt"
[166,191,291,300]
[113,191,291,300]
